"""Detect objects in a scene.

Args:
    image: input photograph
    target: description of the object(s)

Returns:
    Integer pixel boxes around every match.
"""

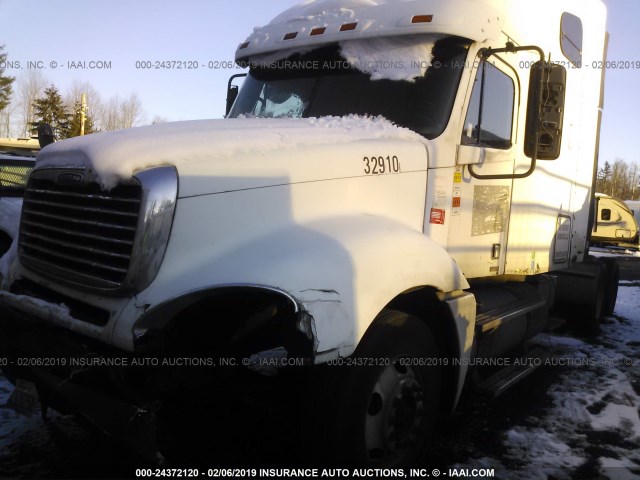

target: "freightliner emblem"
[56,172,85,185]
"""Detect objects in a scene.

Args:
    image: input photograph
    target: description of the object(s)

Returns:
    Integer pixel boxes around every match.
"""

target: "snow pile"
[504,427,584,469]
[268,0,365,25]
[268,0,438,27]
[340,35,438,81]
[0,290,74,330]
[250,33,438,82]
[590,247,640,258]
[37,116,428,190]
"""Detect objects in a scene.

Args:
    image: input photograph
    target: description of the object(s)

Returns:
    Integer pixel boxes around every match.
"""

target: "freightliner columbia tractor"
[0,0,613,467]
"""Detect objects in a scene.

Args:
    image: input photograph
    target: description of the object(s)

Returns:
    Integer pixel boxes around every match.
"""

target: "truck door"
[448,57,519,278]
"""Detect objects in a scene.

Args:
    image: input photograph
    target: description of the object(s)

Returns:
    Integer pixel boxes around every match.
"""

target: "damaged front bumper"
[0,298,317,464]
[0,305,162,462]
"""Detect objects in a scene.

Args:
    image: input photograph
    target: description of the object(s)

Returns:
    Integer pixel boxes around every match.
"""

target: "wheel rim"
[364,359,425,461]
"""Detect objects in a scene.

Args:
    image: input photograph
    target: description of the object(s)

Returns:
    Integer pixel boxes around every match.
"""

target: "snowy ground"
[437,282,640,480]
[1,263,639,478]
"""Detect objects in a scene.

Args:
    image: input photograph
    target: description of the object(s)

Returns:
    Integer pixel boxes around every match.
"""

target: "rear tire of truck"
[601,258,619,317]
[313,309,442,467]
[581,262,606,336]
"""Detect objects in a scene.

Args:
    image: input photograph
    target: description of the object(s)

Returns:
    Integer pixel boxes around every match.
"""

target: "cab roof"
[235,0,502,65]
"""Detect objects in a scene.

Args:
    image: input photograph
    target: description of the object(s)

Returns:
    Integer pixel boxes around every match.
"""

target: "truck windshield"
[229,36,471,139]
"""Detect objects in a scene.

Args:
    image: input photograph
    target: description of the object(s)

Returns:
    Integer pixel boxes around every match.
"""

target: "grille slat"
[22,208,137,231]
[24,197,140,218]
[29,187,141,204]
[21,220,134,246]
[21,241,130,274]
[19,254,122,290]
[19,170,142,289]
[23,232,132,260]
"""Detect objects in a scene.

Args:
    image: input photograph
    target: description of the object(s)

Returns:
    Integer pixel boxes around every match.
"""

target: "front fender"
[124,212,467,360]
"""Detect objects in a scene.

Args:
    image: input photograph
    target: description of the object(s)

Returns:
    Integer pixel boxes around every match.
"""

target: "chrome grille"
[19,170,142,290]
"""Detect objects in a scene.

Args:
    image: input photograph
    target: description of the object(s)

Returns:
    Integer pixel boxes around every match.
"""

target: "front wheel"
[316,310,442,466]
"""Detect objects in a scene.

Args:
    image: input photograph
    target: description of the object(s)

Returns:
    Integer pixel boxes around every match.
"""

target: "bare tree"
[151,115,168,125]
[101,95,121,131]
[120,92,144,129]
[98,92,145,131]
[0,45,15,137]
[0,98,13,137]
[17,70,48,137]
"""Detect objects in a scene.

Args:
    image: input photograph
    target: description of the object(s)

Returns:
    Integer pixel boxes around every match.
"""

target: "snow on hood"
[36,115,428,191]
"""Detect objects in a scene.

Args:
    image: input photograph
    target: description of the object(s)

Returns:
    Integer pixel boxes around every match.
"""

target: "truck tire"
[314,310,442,466]
[556,258,606,336]
[582,264,605,336]
[601,258,619,317]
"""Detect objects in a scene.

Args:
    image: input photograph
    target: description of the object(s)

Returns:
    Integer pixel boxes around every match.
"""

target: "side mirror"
[37,123,56,148]
[226,73,248,117]
[524,62,567,160]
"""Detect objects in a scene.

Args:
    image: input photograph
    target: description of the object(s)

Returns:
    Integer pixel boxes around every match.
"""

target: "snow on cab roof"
[235,0,502,65]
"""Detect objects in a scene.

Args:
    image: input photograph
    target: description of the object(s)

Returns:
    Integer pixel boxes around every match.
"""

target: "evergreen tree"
[596,161,612,195]
[31,85,70,139]
[67,99,95,138]
[0,45,15,113]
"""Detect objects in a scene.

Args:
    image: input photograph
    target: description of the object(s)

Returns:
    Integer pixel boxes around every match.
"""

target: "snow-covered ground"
[451,282,640,479]
[1,280,639,478]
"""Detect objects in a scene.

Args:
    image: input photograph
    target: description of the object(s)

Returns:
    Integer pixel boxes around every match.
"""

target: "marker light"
[340,22,358,31]
[412,15,434,23]
[310,27,326,36]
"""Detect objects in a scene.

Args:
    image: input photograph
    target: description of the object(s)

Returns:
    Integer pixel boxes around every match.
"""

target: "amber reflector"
[412,15,434,23]
[340,22,358,31]
[310,27,326,36]
[283,32,298,40]
[239,42,250,49]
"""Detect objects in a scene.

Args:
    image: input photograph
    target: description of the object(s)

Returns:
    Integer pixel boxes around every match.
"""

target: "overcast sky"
[1,0,638,167]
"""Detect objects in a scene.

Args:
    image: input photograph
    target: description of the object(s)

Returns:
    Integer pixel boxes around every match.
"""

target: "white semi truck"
[0,0,613,466]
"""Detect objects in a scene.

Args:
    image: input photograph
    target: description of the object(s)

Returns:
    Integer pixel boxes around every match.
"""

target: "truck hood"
[36,116,428,197]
